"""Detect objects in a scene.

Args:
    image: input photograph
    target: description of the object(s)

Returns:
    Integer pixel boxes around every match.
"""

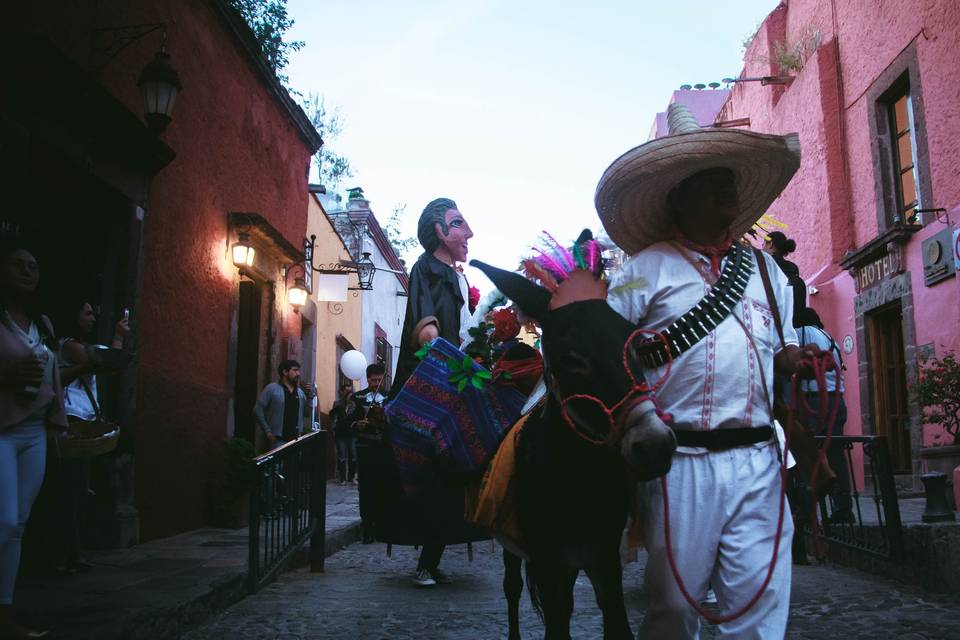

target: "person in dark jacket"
[764,231,807,325]
[389,197,475,587]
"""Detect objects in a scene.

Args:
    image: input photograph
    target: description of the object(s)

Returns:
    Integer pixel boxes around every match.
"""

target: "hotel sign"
[853,244,903,293]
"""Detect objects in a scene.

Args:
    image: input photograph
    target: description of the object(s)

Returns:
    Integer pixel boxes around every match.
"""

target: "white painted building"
[328,189,408,389]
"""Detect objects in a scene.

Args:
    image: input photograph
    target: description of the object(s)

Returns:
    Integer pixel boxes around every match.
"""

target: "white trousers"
[638,443,793,640]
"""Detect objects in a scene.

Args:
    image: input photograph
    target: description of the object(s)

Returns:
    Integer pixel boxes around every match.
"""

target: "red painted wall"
[719,1,960,453]
[23,0,314,538]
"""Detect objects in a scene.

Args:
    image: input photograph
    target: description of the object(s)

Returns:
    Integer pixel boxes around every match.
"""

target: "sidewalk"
[14,481,361,640]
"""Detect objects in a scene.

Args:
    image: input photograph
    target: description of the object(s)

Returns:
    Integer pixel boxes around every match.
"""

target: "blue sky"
[285,0,775,283]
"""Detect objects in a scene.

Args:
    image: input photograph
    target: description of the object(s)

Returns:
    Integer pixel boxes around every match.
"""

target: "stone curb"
[50,519,363,640]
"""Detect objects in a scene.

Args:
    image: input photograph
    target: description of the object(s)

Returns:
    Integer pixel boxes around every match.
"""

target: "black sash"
[633,242,754,369]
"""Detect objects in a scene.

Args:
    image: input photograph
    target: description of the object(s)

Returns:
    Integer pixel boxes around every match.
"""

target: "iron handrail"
[248,429,327,593]
[803,435,905,562]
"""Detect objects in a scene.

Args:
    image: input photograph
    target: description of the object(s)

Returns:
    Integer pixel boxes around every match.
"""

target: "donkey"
[470,257,677,640]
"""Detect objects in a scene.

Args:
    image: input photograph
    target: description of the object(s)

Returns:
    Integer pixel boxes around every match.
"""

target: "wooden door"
[234,279,263,442]
[867,301,912,473]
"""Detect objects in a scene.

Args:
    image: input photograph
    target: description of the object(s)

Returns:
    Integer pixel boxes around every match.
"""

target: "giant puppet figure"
[597,103,831,638]
[382,197,481,587]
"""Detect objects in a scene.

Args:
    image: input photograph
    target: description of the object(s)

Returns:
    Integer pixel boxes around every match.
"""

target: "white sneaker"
[412,569,437,587]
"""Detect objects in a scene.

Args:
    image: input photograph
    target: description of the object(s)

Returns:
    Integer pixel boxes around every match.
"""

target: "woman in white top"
[0,240,68,639]
[49,298,128,575]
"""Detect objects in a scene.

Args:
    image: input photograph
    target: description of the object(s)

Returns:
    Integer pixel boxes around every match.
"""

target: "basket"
[59,420,120,458]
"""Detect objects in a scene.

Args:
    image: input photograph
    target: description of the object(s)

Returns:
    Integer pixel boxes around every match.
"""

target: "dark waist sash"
[634,242,754,369]
[674,426,773,451]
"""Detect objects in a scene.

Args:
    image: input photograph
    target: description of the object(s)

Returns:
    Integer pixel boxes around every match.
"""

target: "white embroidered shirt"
[607,241,799,433]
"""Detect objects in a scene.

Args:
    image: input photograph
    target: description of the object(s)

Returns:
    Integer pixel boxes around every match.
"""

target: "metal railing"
[248,430,327,593]
[801,435,904,562]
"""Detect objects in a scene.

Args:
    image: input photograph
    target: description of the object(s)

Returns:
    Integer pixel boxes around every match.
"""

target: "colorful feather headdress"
[521,230,605,293]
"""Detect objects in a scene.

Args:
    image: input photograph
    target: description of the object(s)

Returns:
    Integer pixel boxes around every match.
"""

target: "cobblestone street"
[185,540,960,640]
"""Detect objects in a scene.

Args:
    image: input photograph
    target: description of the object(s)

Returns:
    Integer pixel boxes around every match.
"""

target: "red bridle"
[555,328,674,446]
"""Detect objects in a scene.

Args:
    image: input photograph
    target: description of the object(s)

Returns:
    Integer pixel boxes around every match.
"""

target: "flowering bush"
[912,351,960,446]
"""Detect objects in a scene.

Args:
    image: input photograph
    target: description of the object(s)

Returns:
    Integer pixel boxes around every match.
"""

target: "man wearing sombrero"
[598,103,828,638]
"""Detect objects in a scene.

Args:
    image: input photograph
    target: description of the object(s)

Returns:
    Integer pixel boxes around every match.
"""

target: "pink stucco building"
[668,0,960,483]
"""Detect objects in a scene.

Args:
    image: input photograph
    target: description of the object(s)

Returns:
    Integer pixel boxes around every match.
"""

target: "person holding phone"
[46,298,130,575]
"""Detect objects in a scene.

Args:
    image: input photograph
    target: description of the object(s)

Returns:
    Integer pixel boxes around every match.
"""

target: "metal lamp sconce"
[91,23,182,133]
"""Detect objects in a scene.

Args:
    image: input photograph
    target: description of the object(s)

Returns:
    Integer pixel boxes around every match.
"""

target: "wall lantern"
[355,252,376,291]
[91,23,181,134]
[138,48,182,133]
[287,275,309,309]
[232,231,255,268]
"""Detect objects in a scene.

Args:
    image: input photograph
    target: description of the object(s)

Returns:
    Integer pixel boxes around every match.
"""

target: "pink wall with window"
[716,0,960,472]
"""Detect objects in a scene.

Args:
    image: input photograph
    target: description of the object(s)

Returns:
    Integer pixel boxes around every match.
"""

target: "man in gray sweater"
[253,359,308,450]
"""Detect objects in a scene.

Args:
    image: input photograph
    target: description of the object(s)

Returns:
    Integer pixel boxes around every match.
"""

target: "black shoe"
[829,509,855,524]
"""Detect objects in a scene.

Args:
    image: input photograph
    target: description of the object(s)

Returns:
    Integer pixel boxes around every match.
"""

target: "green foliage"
[447,355,491,392]
[771,26,822,74]
[300,92,354,190]
[912,352,960,446]
[229,0,304,84]
[210,437,257,527]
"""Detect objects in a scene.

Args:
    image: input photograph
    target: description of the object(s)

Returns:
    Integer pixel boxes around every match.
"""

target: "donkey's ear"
[469,260,551,321]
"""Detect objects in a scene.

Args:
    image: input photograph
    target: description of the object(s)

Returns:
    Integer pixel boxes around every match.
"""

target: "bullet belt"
[633,242,754,369]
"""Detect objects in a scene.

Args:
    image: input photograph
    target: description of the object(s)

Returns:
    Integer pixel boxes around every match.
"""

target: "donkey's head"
[470,238,675,480]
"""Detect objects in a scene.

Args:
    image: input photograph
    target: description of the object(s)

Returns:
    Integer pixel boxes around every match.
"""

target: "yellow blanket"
[466,412,530,555]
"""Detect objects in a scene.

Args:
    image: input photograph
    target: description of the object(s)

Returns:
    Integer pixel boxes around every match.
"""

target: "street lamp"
[138,48,182,133]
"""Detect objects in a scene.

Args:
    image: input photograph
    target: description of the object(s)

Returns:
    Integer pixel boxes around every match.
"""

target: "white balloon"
[339,350,368,381]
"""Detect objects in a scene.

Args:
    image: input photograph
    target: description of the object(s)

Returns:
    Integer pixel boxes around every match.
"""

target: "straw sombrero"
[595,103,801,255]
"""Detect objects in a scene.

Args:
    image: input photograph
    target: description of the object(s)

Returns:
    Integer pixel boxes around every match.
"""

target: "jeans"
[0,417,47,604]
[335,436,357,481]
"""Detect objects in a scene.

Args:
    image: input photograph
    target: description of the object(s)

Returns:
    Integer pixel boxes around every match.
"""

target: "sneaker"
[430,568,453,584]
[412,569,437,587]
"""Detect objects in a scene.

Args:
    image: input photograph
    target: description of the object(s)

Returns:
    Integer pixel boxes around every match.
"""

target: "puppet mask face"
[436,208,473,263]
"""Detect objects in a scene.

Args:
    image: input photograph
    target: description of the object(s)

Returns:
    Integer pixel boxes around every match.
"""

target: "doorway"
[234,278,263,442]
[867,301,912,473]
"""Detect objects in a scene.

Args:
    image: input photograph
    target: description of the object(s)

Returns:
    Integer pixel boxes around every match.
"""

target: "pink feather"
[532,247,569,279]
[541,231,576,270]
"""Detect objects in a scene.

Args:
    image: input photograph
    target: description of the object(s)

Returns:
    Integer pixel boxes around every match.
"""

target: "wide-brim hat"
[595,103,801,255]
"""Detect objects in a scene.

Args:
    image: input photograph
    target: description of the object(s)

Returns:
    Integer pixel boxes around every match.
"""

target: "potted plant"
[913,351,960,509]
[209,436,257,528]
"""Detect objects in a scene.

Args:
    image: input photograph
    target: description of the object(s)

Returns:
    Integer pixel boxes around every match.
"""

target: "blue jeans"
[0,416,47,604]
[336,436,357,481]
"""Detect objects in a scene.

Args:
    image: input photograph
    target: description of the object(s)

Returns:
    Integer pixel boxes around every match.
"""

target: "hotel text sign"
[853,245,903,293]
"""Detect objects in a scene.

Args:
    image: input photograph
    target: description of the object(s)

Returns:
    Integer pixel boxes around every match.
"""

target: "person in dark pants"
[389,197,475,587]
[354,364,387,544]
[796,307,853,523]
[329,383,357,484]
